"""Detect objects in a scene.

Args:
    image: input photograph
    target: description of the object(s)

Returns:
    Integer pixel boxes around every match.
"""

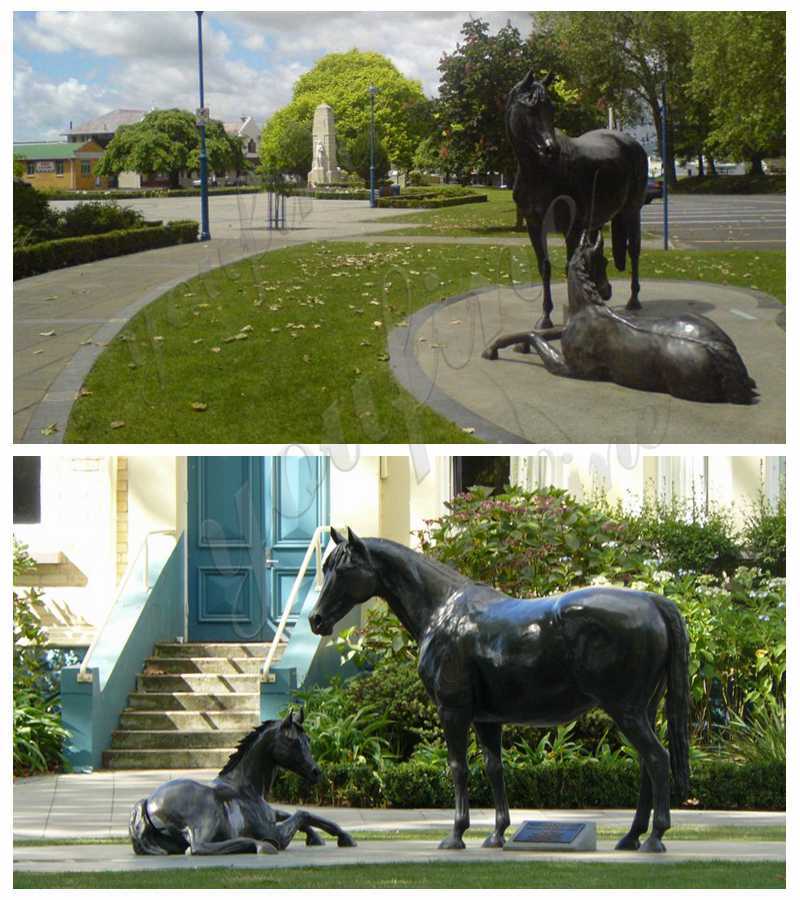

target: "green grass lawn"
[13,861,785,890]
[64,240,785,443]
[379,186,523,236]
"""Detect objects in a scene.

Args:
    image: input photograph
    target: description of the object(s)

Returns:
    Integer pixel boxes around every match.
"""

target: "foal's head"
[568,230,612,311]
[507,69,559,161]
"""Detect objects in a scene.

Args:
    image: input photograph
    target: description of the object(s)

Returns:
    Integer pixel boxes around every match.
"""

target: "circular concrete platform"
[389,279,785,443]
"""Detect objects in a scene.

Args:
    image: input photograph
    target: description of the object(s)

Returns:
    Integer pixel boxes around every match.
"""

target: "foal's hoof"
[337,833,357,848]
[257,841,279,855]
[438,835,466,850]
[305,831,325,847]
[512,341,531,354]
[614,834,641,851]
[639,835,666,853]
[481,833,505,849]
[482,346,499,360]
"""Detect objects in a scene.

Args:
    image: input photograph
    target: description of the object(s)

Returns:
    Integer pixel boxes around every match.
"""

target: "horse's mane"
[218,719,278,777]
[568,245,603,307]
[365,537,476,587]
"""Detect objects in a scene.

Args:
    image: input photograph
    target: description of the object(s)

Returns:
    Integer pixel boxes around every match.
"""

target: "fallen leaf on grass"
[110,420,126,429]
[33,349,44,355]
[41,423,58,436]
[210,346,221,353]
[462,427,476,434]
[44,295,58,301]
[78,387,93,397]
[39,330,55,337]
[192,338,204,344]
[191,402,208,412]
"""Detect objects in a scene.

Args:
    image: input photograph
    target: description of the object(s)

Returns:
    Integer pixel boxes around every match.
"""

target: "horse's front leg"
[530,335,573,377]
[527,219,554,330]
[274,807,324,846]
[184,834,277,855]
[474,722,510,848]
[274,810,356,850]
[625,211,642,311]
[438,707,472,850]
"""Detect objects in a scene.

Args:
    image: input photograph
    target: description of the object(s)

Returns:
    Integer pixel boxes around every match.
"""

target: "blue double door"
[187,456,329,643]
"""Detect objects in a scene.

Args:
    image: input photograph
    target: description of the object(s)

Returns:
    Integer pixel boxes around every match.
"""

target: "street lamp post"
[368,85,378,209]
[661,78,669,252]
[196,10,210,241]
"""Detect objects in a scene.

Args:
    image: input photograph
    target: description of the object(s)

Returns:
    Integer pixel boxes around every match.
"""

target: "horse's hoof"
[614,835,641,851]
[257,841,279,855]
[626,298,642,311]
[535,316,554,330]
[482,347,498,360]
[481,833,505,849]
[306,833,325,847]
[639,835,666,853]
[184,847,194,856]
[438,835,466,850]
[337,834,357,848]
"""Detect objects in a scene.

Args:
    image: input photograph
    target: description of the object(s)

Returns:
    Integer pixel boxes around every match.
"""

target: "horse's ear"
[543,71,556,88]
[281,707,294,729]
[330,526,345,545]
[347,527,368,558]
[520,69,535,90]
[297,706,305,725]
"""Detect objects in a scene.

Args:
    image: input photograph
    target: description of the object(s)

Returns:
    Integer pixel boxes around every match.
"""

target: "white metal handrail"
[261,525,329,683]
[76,529,177,683]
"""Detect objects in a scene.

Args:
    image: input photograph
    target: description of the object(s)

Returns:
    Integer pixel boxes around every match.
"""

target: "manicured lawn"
[379,186,523,236]
[13,860,785,889]
[64,241,785,443]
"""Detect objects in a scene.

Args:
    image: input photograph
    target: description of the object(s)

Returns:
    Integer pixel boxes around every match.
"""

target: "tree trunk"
[748,155,765,176]
[170,170,182,189]
[698,154,705,178]
[708,156,718,176]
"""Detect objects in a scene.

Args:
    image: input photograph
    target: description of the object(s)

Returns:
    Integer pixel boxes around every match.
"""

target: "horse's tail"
[705,341,759,404]
[654,596,691,801]
[129,798,177,855]
[610,213,628,271]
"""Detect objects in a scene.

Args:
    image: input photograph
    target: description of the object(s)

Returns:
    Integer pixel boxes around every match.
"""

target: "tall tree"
[533,11,695,185]
[436,18,601,187]
[95,109,243,188]
[259,50,431,176]
[689,12,785,174]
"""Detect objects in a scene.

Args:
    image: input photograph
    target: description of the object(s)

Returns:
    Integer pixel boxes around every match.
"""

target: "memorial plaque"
[503,820,597,852]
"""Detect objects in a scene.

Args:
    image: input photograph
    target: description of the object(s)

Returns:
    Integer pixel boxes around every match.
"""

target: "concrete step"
[142,656,270,675]
[153,642,277,659]
[136,673,260,694]
[120,709,260,731]
[127,691,259,712]
[103,748,235,770]
[110,730,250,750]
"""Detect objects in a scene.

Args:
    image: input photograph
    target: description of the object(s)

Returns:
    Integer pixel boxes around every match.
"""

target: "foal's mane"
[218,719,278,777]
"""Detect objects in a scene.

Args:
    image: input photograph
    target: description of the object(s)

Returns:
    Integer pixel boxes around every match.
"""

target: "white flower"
[630,581,648,592]
[652,570,672,584]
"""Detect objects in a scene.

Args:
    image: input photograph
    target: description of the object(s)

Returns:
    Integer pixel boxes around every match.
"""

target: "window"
[452,457,510,497]
[55,160,65,176]
[14,457,41,524]
[26,161,35,175]
[80,161,91,176]
[247,139,256,153]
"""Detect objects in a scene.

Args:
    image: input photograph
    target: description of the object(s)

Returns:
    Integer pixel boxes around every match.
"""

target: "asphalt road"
[641,194,785,250]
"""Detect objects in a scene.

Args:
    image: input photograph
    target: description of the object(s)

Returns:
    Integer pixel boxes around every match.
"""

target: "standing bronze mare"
[485,70,648,356]
[310,529,690,853]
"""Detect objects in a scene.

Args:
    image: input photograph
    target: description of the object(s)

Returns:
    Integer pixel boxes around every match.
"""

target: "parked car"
[224,175,247,186]
[645,177,663,204]
[192,175,218,188]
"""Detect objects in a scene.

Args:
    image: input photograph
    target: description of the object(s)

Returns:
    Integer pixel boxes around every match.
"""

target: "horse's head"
[568,231,612,309]
[308,527,377,637]
[507,69,559,162]
[271,707,322,784]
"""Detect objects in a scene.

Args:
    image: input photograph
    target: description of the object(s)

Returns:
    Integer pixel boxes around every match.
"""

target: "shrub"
[13,179,60,245]
[13,220,198,279]
[377,193,487,209]
[742,491,785,576]
[56,201,146,237]
[13,541,69,775]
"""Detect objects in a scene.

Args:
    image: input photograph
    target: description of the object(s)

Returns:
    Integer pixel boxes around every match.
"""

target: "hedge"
[13,220,199,279]
[377,193,487,209]
[273,758,784,811]
[671,174,785,195]
[42,187,264,201]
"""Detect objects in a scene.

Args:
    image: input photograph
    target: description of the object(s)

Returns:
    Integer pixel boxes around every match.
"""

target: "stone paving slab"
[390,278,785,444]
[13,839,785,874]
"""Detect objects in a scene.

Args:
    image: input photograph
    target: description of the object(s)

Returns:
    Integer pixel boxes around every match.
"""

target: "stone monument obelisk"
[308,103,344,187]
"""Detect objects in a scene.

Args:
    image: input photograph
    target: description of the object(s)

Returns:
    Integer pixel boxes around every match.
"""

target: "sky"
[13,10,533,142]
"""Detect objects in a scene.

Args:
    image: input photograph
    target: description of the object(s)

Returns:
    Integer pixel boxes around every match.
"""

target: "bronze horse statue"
[129,708,356,855]
[488,70,648,353]
[310,529,690,853]
[520,230,758,403]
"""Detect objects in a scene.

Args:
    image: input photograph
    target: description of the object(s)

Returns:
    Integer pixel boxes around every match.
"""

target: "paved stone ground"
[390,278,785,444]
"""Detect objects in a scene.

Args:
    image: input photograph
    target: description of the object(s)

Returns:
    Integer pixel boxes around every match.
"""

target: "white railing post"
[261,525,329,683]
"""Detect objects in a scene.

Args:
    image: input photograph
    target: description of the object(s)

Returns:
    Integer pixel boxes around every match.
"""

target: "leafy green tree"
[260,50,431,176]
[96,109,244,188]
[259,107,314,176]
[13,155,25,178]
[342,130,390,185]
[533,11,696,185]
[689,12,785,174]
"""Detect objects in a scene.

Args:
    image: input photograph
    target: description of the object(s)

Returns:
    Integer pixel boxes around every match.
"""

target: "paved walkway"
[390,278,785,443]
[13,769,785,872]
[14,195,416,443]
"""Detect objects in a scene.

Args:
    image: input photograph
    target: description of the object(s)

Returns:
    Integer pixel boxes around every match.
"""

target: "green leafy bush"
[14,220,198,279]
[377,193,487,209]
[743,492,786,576]
[13,541,69,775]
[56,201,146,237]
[13,179,60,246]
